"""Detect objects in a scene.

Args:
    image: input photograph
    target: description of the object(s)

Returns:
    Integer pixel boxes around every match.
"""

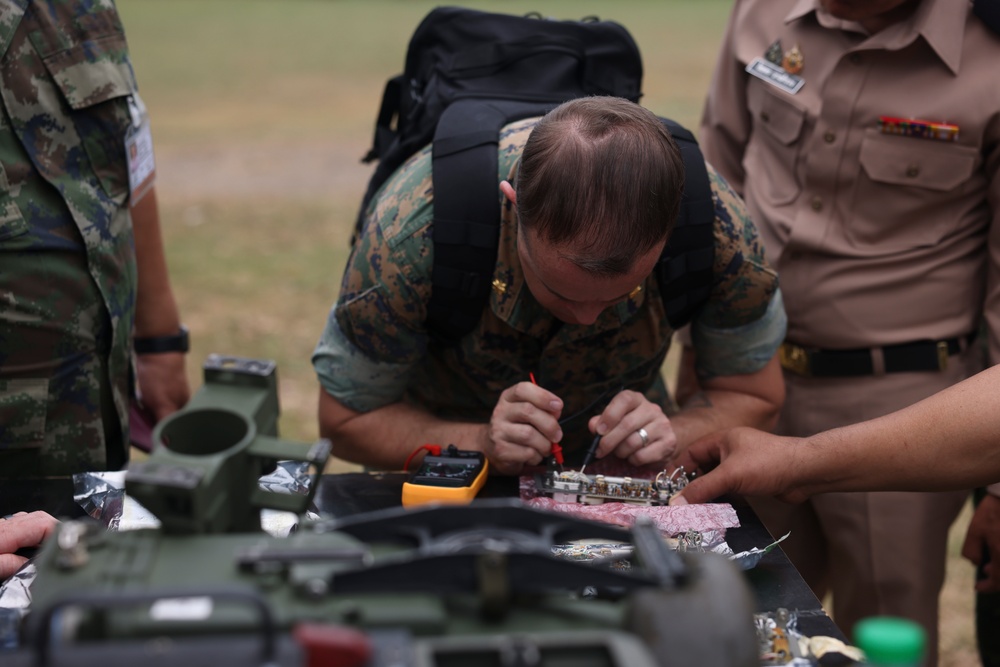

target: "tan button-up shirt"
[701,0,1000,364]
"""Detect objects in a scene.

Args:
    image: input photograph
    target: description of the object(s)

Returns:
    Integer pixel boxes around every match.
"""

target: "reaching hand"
[483,380,564,475]
[135,352,191,423]
[671,427,806,505]
[586,390,677,468]
[962,493,1000,593]
[0,511,59,580]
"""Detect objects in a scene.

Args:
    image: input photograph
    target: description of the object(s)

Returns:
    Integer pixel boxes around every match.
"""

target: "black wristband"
[134,325,190,354]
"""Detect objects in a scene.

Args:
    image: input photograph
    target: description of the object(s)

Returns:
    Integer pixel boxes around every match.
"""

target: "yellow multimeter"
[401,444,489,507]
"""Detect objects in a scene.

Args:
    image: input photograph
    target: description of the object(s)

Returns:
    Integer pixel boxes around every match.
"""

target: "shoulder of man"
[367,143,435,248]
[702,160,779,320]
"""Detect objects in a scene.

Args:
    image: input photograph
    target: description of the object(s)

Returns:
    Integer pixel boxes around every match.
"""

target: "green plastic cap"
[853,617,926,666]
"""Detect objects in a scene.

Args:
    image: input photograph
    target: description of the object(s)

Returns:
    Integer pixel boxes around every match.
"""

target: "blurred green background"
[114,3,978,660]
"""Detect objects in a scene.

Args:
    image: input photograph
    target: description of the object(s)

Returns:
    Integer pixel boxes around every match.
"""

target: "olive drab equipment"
[356,6,715,344]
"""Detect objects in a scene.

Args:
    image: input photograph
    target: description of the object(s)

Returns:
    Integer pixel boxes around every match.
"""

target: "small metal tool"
[579,434,602,474]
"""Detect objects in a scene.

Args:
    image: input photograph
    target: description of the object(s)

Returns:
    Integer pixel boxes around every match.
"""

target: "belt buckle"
[937,340,949,371]
[780,343,811,376]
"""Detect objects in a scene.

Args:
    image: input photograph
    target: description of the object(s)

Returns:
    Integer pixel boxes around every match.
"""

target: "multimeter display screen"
[410,455,484,487]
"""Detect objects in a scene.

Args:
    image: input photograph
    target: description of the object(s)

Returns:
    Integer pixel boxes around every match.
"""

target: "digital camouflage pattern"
[0,0,137,477]
[314,118,783,455]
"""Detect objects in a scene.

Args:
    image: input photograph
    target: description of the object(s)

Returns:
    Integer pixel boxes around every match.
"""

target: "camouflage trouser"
[0,250,125,479]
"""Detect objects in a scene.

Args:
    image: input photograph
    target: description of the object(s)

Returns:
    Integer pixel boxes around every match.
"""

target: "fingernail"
[669,494,688,506]
[549,400,561,411]
[555,430,563,442]
[596,422,607,435]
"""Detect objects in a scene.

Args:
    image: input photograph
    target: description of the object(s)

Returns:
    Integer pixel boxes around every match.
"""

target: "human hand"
[962,493,1000,593]
[586,390,677,468]
[135,352,191,422]
[0,511,59,580]
[483,381,563,475]
[670,427,805,505]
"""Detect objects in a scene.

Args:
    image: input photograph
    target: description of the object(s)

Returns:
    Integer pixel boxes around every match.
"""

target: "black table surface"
[314,471,848,644]
[2,472,848,647]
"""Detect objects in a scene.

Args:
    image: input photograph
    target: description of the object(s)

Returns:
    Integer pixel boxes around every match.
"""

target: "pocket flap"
[42,33,135,109]
[859,132,977,191]
[748,82,806,146]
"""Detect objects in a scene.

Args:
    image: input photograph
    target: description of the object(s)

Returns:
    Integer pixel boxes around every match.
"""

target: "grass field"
[113,2,981,664]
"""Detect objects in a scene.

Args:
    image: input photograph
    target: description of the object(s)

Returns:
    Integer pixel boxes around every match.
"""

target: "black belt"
[779,335,974,377]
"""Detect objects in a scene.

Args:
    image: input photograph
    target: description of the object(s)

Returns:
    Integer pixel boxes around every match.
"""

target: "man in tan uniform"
[699,0,1000,661]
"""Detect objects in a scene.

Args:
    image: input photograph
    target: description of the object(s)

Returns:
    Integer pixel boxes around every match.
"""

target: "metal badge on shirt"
[746,39,804,95]
[125,94,156,205]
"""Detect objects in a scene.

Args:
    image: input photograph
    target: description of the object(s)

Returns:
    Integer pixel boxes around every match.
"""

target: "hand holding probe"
[529,373,564,470]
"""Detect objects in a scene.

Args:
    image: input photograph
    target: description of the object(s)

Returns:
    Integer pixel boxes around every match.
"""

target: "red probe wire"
[529,373,564,465]
[404,444,441,471]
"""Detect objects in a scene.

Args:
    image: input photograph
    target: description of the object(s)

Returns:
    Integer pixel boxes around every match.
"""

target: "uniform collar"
[489,161,649,344]
[785,0,964,75]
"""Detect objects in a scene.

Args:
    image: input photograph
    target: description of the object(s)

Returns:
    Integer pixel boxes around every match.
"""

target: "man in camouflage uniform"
[0,0,189,479]
[314,97,786,474]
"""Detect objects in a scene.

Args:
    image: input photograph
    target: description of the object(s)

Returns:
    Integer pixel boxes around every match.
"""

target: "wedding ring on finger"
[637,427,649,447]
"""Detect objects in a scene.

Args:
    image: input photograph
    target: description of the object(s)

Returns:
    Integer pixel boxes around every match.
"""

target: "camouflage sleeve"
[691,164,787,379]
[312,147,435,412]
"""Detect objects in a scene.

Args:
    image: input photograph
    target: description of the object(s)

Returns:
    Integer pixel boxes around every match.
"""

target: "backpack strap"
[655,119,715,331]
[429,99,557,344]
[428,105,716,345]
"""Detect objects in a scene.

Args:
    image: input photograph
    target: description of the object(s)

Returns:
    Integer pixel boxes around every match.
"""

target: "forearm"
[672,387,780,449]
[798,365,1000,494]
[131,187,182,337]
[319,390,487,470]
[672,354,783,448]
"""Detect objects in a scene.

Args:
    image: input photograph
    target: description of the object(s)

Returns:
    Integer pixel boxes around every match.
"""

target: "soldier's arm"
[318,389,490,470]
[318,384,556,475]
[675,364,1000,505]
[670,165,786,450]
[131,186,191,421]
[671,352,784,450]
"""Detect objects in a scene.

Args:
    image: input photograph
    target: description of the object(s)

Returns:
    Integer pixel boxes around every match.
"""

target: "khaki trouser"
[754,345,983,666]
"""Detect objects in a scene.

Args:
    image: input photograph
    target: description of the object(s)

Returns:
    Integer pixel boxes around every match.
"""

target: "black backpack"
[357,6,715,345]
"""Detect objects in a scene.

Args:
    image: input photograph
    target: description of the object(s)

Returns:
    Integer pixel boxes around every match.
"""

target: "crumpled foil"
[523,470,788,570]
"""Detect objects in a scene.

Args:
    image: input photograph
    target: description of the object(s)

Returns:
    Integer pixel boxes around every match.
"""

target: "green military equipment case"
[8,357,759,667]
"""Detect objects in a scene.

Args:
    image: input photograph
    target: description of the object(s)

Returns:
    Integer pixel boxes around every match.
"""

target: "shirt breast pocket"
[746,81,807,205]
[851,130,978,251]
[37,33,137,201]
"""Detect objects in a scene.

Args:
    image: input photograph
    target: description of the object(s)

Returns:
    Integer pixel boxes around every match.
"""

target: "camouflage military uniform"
[0,0,138,477]
[314,118,785,456]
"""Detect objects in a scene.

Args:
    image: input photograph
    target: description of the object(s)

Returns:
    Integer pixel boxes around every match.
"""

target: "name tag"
[745,57,804,95]
[125,94,156,205]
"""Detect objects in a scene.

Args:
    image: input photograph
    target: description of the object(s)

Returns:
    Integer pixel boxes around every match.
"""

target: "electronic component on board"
[536,467,694,506]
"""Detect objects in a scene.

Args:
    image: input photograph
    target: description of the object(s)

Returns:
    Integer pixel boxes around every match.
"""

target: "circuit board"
[536,467,694,506]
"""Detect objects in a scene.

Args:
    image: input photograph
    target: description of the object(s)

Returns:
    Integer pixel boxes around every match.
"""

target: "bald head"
[515,97,684,276]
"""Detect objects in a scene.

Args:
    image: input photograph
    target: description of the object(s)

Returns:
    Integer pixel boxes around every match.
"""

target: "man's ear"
[500,180,517,206]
